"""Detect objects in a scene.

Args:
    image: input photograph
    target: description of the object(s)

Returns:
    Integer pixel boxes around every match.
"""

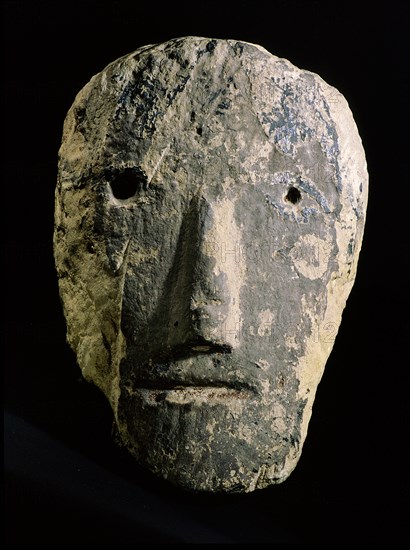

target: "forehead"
[89,40,334,178]
[63,39,341,215]
[101,43,266,173]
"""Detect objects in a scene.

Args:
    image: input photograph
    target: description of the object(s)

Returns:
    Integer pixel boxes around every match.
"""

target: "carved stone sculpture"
[54,37,368,492]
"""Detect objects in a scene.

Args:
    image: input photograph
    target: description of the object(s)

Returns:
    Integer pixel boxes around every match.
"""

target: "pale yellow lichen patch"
[290,234,331,279]
[163,388,249,405]
[285,334,300,351]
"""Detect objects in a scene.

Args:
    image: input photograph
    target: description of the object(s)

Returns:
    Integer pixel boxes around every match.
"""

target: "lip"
[131,384,253,405]
[134,379,255,393]
[127,345,260,398]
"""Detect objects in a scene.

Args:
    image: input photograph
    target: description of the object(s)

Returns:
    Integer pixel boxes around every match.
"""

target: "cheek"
[97,185,186,274]
[102,204,185,333]
[235,194,337,360]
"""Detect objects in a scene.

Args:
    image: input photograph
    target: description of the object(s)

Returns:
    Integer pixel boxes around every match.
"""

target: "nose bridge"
[197,196,241,290]
[191,195,244,347]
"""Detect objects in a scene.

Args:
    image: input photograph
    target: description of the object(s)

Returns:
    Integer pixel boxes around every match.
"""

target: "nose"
[169,195,244,350]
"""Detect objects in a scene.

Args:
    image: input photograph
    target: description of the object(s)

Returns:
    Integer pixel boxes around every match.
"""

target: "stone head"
[54,37,367,492]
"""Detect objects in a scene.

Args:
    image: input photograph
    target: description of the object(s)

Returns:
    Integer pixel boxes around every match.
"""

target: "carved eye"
[285,186,302,204]
[108,168,147,200]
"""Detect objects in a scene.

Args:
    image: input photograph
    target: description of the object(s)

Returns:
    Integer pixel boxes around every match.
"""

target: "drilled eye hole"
[285,186,302,204]
[109,168,146,200]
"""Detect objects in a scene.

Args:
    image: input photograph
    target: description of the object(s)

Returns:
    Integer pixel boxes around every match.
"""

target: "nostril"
[190,342,232,355]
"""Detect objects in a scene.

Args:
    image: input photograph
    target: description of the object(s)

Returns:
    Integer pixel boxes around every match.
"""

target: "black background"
[3,0,409,544]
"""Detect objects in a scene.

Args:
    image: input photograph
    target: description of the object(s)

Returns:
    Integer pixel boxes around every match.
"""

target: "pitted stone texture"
[54,37,368,492]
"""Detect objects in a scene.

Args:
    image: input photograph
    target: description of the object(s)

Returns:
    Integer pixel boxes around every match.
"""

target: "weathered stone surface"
[54,37,368,492]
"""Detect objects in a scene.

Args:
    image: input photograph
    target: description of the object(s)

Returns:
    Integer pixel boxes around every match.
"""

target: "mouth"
[125,342,258,403]
[131,376,256,404]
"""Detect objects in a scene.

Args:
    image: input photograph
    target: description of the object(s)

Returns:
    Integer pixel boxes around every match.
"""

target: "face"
[55,38,367,492]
